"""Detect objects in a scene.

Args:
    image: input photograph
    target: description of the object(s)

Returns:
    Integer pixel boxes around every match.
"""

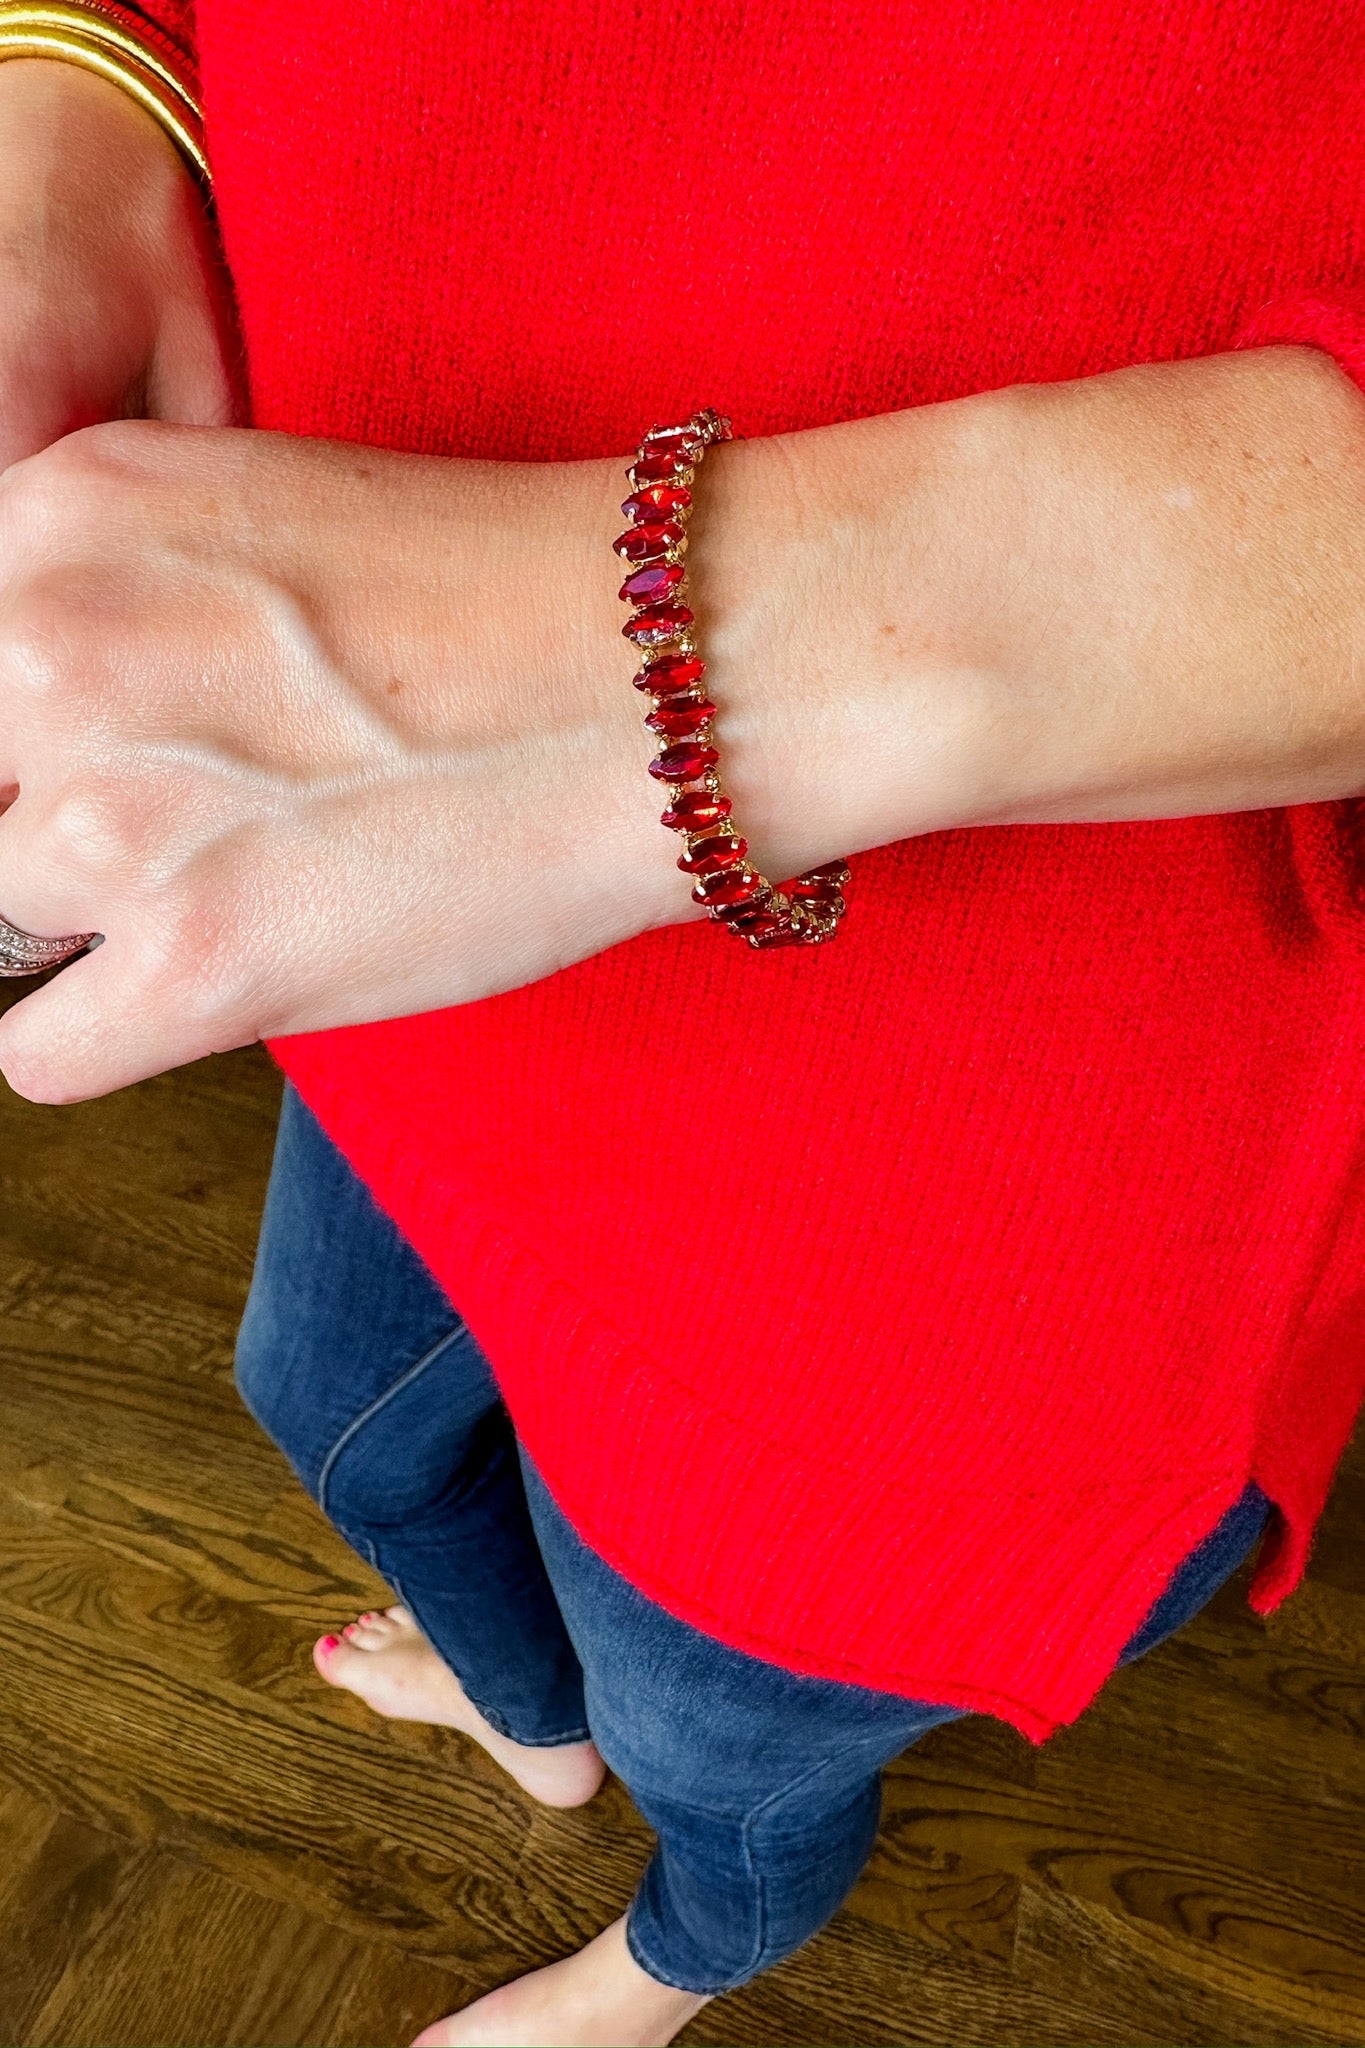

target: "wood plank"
[0,1428,379,1634]
[1291,1420,1365,1598]
[0,1036,279,1310]
[0,1583,648,1973]
[0,1341,315,1562]
[877,1625,1365,1901]
[1007,1884,1354,2048]
[847,1853,1019,1970]
[24,1851,476,2048]
[677,1896,1342,2048]
[322,1941,484,2048]
[1260,1577,1365,1666]
[879,1746,1365,1949]
[0,1778,147,2046]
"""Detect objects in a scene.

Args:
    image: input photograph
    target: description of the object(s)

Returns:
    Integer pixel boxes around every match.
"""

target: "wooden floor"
[1,1000,1363,2048]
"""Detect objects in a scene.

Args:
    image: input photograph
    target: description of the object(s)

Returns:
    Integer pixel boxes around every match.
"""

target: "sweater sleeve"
[1231,289,1365,955]
[1231,288,1365,395]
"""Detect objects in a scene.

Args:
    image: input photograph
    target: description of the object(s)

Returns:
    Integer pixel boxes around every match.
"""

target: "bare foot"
[313,1605,606,1809]
[411,1912,713,2047]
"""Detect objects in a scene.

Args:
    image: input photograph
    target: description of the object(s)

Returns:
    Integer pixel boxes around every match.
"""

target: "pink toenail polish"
[319,1635,340,1652]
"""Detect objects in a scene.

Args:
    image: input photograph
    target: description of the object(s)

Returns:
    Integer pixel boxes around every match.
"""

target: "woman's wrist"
[561,348,1361,941]
[281,439,693,946]
[687,345,1365,871]
[0,3,207,184]
[687,404,1014,873]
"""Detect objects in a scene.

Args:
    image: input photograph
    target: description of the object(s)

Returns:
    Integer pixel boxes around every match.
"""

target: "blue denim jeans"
[235,1082,1270,1995]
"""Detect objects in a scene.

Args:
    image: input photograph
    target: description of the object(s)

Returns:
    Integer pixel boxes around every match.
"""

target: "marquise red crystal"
[645,697,716,736]
[790,873,847,901]
[730,910,792,942]
[648,743,720,782]
[678,834,747,873]
[622,484,692,521]
[693,870,769,909]
[631,451,695,485]
[613,521,683,562]
[634,655,706,694]
[711,887,777,922]
[624,603,693,646]
[641,426,705,460]
[748,919,806,945]
[619,561,685,605]
[659,791,732,831]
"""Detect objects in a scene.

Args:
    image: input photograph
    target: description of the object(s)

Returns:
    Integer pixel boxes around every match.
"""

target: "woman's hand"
[0,58,238,468]
[3,341,1365,1106]
[0,421,688,1100]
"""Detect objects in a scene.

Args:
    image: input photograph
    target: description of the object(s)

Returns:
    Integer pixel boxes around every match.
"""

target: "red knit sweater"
[127,0,1365,1739]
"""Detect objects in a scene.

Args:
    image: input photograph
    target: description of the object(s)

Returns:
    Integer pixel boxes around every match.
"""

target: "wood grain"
[25,1852,477,2048]
[0,1029,1362,2046]
[0,1779,146,2046]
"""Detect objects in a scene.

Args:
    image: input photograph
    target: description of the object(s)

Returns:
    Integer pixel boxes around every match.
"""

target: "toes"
[313,1634,344,1685]
[409,2021,455,2047]
[313,1632,375,1696]
[411,2010,485,2048]
[386,1603,416,1628]
[342,1612,398,1648]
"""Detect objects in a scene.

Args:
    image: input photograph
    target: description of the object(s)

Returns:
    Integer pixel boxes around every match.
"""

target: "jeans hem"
[368,1566,590,1748]
[624,1908,745,1996]
[476,1710,595,1746]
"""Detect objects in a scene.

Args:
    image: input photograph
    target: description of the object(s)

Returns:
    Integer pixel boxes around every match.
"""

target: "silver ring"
[0,912,97,978]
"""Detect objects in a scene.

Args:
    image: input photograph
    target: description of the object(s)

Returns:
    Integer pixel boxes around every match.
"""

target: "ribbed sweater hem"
[268,1048,1300,1745]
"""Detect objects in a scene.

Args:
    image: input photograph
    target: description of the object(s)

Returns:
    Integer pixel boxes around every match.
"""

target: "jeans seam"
[315,1345,592,1748]
[627,1748,857,1994]
[736,1748,851,1981]
[315,1319,471,1523]
[377,1564,591,1745]
[624,1913,715,1994]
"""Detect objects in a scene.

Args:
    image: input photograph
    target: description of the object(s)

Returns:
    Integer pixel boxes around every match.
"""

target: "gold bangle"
[0,2,207,183]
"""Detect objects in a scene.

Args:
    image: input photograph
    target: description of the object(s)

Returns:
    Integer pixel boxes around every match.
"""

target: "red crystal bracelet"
[616,409,851,948]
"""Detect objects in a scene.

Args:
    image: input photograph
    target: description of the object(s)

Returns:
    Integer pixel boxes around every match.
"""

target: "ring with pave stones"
[0,912,97,978]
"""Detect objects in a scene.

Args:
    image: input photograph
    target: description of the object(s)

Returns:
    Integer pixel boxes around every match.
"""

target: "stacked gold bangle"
[0,1,207,182]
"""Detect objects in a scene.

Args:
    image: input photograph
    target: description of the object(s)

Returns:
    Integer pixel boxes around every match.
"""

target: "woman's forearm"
[3,344,1363,1102]
[690,344,1365,883]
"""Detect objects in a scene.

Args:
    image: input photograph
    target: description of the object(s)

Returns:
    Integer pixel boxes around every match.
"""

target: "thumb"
[144,189,248,431]
[0,942,249,1105]
[0,332,140,475]
[0,60,243,472]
